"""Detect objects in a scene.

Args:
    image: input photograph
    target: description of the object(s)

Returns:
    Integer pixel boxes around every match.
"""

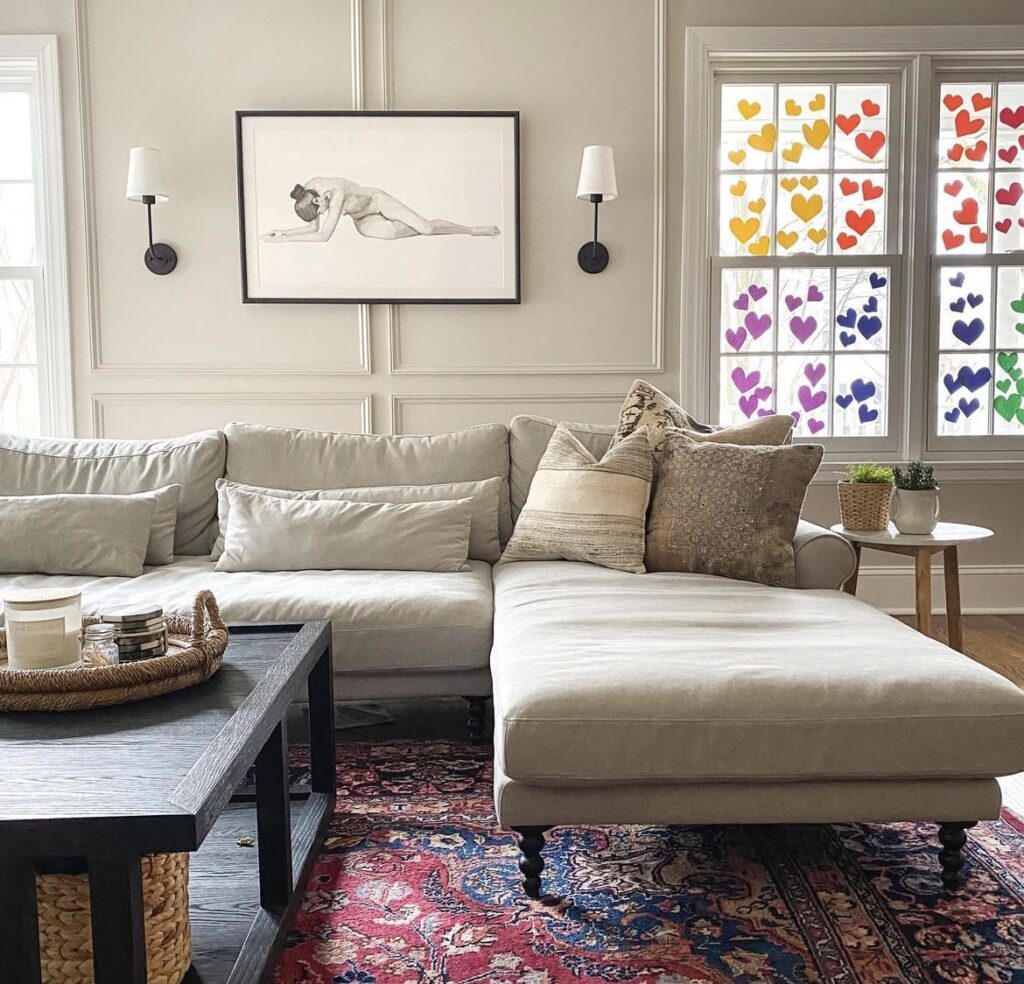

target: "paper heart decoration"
[857,315,882,340]
[854,130,885,159]
[749,284,768,302]
[958,365,992,392]
[949,297,966,313]
[999,105,1024,129]
[943,372,962,394]
[861,180,883,201]
[807,418,825,435]
[952,197,979,226]
[748,236,770,256]
[972,92,992,111]
[738,394,759,418]
[943,93,964,111]
[850,378,876,403]
[839,331,857,347]
[798,385,827,412]
[729,217,760,244]
[835,113,860,135]
[943,179,963,197]
[790,316,817,344]
[949,271,966,287]
[996,218,1012,234]
[807,284,824,302]
[809,93,825,112]
[845,209,875,236]
[776,230,799,250]
[958,397,980,417]
[802,119,830,150]
[994,393,1023,423]
[944,407,961,423]
[861,99,881,117]
[837,308,857,329]
[942,229,965,250]
[868,272,887,289]
[837,232,858,251]
[835,393,854,409]
[969,226,987,244]
[858,404,879,424]
[862,296,878,314]
[952,318,985,346]
[784,294,802,312]
[954,109,984,138]
[966,292,983,308]
[731,366,760,393]
[737,99,761,119]
[725,327,747,351]
[732,293,749,311]
[965,141,987,162]
[998,146,1019,164]
[744,311,772,338]
[803,362,826,386]
[995,182,1023,207]
[748,123,777,153]
[839,177,859,195]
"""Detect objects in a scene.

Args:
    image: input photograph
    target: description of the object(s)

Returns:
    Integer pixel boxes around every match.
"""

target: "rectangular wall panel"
[391,394,621,434]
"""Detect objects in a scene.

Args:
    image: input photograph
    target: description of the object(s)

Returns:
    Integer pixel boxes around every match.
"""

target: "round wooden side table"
[830,522,993,653]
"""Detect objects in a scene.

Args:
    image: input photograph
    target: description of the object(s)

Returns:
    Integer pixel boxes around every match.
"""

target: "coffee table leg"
[256,721,292,911]
[915,548,933,637]
[944,546,964,652]
[0,855,42,982]
[843,542,862,595]
[88,854,147,984]
[307,640,337,796]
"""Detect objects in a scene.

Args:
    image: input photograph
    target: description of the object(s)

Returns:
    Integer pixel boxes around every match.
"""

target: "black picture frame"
[235,110,521,304]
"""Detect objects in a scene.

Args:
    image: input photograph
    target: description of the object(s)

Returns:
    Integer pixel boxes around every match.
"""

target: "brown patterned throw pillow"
[667,413,794,447]
[645,433,823,587]
[500,424,653,574]
[612,379,715,455]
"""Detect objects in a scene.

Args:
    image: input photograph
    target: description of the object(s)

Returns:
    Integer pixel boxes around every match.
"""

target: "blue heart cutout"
[949,297,966,313]
[850,378,876,403]
[952,318,985,345]
[943,372,962,394]
[957,365,992,392]
[858,404,879,423]
[966,292,983,308]
[839,331,857,347]
[869,271,887,289]
[862,296,878,313]
[835,393,854,409]
[958,397,980,417]
[944,407,961,423]
[836,308,857,329]
[857,315,882,339]
[949,271,966,288]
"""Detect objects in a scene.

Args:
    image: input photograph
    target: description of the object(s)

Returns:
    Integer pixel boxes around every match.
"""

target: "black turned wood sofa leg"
[512,825,551,900]
[937,821,977,888]
[464,696,487,745]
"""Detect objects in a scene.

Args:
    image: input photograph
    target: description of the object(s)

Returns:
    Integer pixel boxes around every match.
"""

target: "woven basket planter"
[36,853,190,984]
[0,590,227,712]
[837,480,894,531]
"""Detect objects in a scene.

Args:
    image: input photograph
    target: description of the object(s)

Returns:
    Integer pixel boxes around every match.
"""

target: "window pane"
[720,84,775,172]
[0,92,32,181]
[938,352,993,435]
[938,84,992,170]
[833,84,888,170]
[993,171,1024,253]
[0,181,37,265]
[0,278,37,363]
[995,82,1024,168]
[0,365,40,436]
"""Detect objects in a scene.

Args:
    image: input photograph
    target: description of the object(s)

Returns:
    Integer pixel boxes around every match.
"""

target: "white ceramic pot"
[891,487,940,535]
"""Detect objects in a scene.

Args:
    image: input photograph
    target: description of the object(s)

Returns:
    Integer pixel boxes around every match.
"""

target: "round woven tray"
[0,590,227,712]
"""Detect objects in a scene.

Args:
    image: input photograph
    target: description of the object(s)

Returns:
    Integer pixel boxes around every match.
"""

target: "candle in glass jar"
[3,589,83,670]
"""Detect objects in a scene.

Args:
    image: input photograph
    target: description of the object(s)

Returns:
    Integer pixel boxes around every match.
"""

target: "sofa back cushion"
[0,431,226,555]
[224,421,512,541]
[508,415,616,521]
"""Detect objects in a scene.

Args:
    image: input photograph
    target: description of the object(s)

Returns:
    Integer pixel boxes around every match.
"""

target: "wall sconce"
[126,147,177,275]
[576,144,617,274]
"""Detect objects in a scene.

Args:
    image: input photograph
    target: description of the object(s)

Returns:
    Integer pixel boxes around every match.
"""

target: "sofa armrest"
[793,519,857,590]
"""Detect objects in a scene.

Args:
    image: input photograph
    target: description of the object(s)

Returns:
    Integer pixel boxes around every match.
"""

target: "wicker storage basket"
[0,590,227,712]
[37,853,190,984]
[837,480,894,532]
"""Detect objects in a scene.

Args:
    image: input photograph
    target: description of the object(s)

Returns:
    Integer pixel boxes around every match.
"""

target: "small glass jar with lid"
[82,623,120,667]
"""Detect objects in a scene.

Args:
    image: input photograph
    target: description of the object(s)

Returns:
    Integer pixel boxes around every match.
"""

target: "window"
[0,36,70,436]
[684,27,1024,466]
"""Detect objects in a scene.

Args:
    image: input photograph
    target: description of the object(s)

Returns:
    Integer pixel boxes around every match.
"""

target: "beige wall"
[3,0,1022,609]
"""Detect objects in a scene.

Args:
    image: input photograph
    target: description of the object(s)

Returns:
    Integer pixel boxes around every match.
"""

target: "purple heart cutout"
[733,293,749,311]
[749,284,768,302]
[807,284,824,303]
[731,366,760,393]
[744,312,772,338]
[754,385,773,403]
[807,418,825,434]
[790,316,817,344]
[804,362,826,386]
[798,385,827,412]
[738,394,759,418]
[784,294,802,312]
[725,327,747,352]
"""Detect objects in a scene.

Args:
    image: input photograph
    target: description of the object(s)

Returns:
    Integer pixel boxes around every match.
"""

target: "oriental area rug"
[273,740,1024,984]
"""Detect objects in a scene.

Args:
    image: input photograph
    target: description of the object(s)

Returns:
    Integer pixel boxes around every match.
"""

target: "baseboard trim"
[855,564,1024,615]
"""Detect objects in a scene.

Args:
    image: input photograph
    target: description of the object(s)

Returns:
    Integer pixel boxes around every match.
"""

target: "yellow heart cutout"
[809,93,826,112]
[729,216,760,244]
[729,180,747,197]
[781,142,803,164]
[799,175,819,189]
[807,227,828,244]
[784,99,802,117]
[737,99,761,120]
[780,177,799,192]
[728,149,747,166]
[748,235,771,256]
[802,119,830,150]
[791,193,823,222]
[748,123,777,153]
[748,198,766,213]
[776,230,799,249]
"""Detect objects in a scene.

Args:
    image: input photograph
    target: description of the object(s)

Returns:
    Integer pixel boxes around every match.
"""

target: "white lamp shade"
[126,147,168,203]
[576,145,617,201]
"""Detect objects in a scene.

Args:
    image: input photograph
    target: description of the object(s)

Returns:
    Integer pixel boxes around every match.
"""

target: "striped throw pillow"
[499,424,653,574]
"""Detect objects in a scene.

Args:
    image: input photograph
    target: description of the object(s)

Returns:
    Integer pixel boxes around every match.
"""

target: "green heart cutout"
[995,393,1022,421]
[1012,294,1024,315]
[1018,377,1024,397]
[1012,368,1024,381]
[997,351,1019,373]
[1018,409,1024,425]
[1017,322,1024,335]
[998,378,1012,392]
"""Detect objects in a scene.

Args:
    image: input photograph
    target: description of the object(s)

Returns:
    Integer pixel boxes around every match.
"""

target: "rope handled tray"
[0,589,228,712]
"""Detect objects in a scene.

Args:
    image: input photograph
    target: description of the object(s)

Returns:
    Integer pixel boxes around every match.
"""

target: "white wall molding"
[856,564,1024,615]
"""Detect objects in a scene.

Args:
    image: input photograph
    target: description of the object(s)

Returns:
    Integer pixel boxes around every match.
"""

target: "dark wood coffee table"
[0,620,336,984]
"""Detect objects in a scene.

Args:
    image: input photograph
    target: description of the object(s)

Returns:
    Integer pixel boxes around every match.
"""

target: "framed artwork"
[235,110,520,304]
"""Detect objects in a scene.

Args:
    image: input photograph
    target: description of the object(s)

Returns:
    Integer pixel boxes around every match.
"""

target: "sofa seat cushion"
[491,561,1024,785]
[0,558,494,675]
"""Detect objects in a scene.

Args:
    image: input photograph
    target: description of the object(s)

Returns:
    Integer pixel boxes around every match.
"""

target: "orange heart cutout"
[781,142,803,163]
[972,92,992,112]
[948,143,964,161]
[729,216,761,244]
[861,99,881,117]
[836,113,861,135]
[943,93,964,112]
[807,227,828,244]
[855,130,885,160]
[861,180,883,201]
[748,198,766,213]
[729,180,747,197]
[838,177,859,196]
[791,193,823,222]
[969,225,987,244]
[952,197,979,226]
[954,109,984,138]
[738,99,761,120]
[748,124,777,153]
[965,140,987,162]
[942,229,965,250]
[748,235,771,256]
[845,209,875,236]
[837,232,858,251]
[809,93,825,112]
[784,98,802,117]
[799,175,819,189]
[780,177,799,192]
[943,179,963,197]
[728,149,747,166]
[776,230,799,249]
[802,119,830,150]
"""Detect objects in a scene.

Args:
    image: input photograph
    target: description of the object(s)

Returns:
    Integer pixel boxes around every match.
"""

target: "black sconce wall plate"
[578,192,609,274]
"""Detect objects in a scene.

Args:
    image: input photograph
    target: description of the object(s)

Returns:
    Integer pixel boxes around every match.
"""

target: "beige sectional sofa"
[3,417,1024,896]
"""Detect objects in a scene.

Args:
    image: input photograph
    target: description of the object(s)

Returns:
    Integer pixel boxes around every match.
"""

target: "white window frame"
[681,25,1024,476]
[0,34,72,436]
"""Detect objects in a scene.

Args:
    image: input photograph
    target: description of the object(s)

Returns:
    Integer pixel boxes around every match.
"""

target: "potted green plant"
[837,463,894,531]
[891,462,939,534]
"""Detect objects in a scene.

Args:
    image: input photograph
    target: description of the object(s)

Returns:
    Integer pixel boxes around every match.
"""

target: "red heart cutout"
[845,209,875,236]
[836,232,858,251]
[952,198,979,225]
[1019,218,1024,228]
[971,92,992,112]
[954,110,985,138]
[836,113,861,135]
[854,130,885,160]
[969,225,987,244]
[942,229,965,250]
[943,93,964,111]
[995,182,1023,207]
[861,99,881,117]
[943,179,963,196]
[838,177,859,196]
[998,146,1019,163]
[1000,105,1024,129]
[1020,135,1024,149]
[995,218,1012,234]
[861,180,883,201]
[948,143,964,161]
[965,140,988,162]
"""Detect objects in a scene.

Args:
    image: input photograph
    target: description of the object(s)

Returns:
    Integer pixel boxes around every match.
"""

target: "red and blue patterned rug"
[273,740,1024,984]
